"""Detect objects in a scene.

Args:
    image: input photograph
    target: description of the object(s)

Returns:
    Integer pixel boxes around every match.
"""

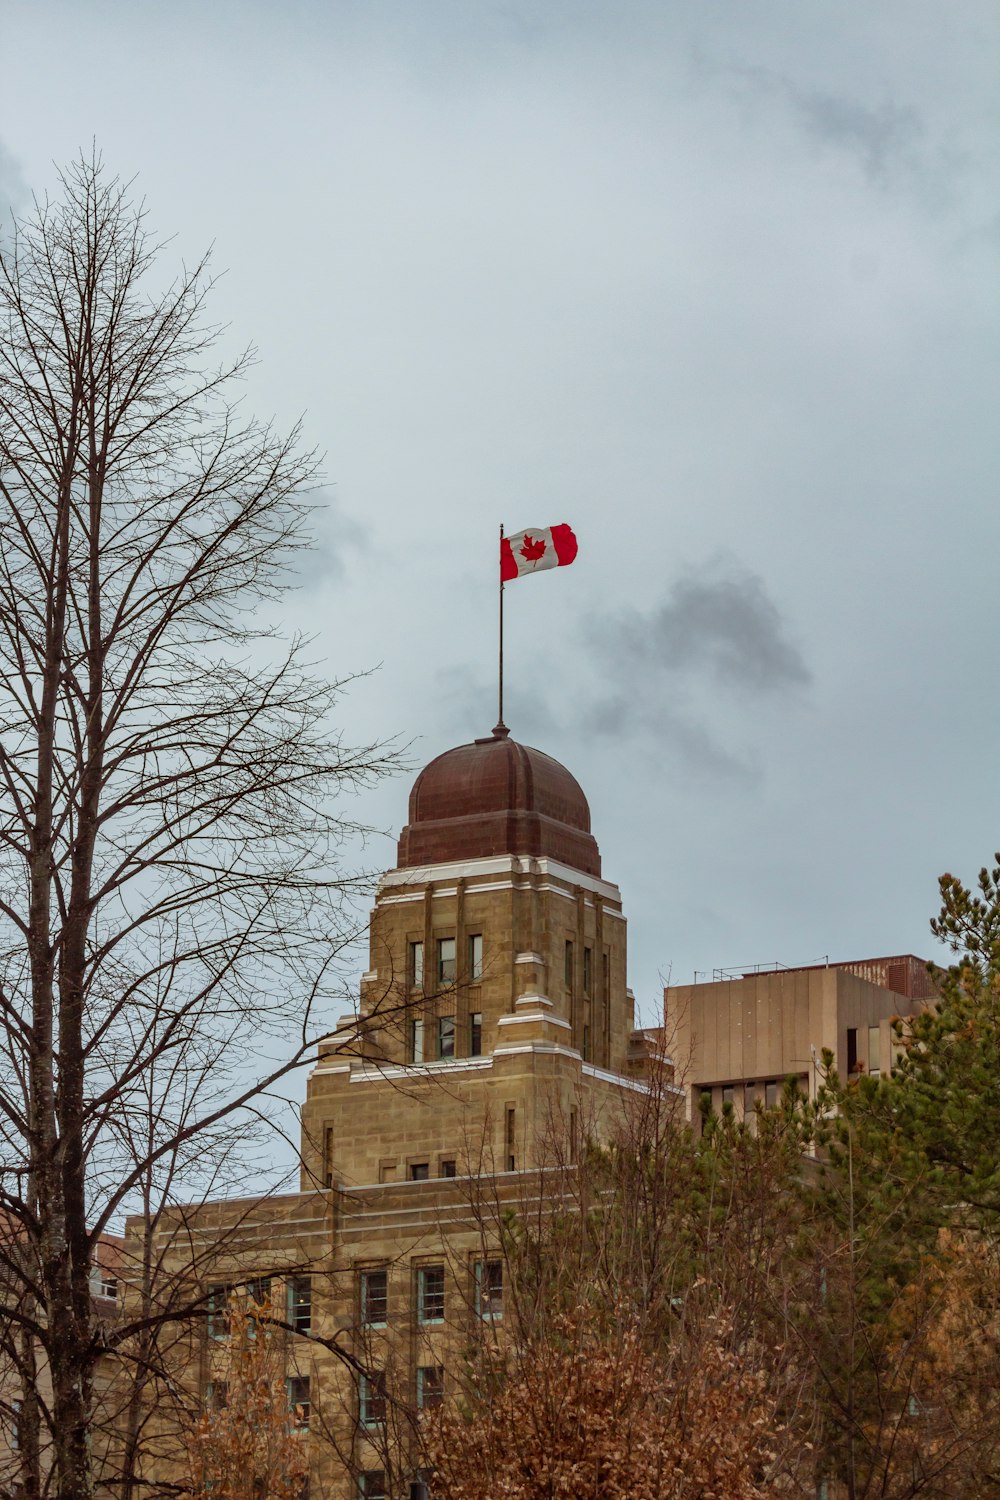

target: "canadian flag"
[500,524,578,582]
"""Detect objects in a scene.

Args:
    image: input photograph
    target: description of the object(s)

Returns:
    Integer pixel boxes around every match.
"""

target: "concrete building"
[665,954,936,1123]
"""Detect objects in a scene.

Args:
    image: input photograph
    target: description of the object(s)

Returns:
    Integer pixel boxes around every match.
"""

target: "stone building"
[123,727,934,1499]
[131,725,663,1499]
[0,1234,125,1496]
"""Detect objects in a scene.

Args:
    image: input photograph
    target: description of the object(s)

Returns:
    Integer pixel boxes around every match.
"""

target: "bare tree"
[0,153,396,1500]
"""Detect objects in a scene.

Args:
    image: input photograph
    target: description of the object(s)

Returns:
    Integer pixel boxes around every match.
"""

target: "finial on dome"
[492,720,510,739]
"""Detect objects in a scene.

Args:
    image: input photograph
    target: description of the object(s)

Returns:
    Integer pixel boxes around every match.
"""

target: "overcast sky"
[3,0,999,1028]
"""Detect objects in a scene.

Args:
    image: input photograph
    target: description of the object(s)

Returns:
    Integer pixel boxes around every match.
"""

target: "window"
[893,1020,911,1080]
[505,1107,516,1171]
[245,1276,272,1335]
[469,1011,482,1057]
[468,933,483,981]
[846,1027,859,1074]
[358,1473,386,1500]
[90,1264,117,1300]
[409,1161,429,1181]
[437,1014,455,1059]
[744,1083,757,1117]
[409,940,424,989]
[410,1018,425,1064]
[207,1284,231,1339]
[323,1125,334,1188]
[722,1085,734,1111]
[582,1023,590,1062]
[206,1380,229,1410]
[440,1159,457,1178]
[564,940,574,989]
[868,1025,881,1076]
[765,1080,778,1109]
[437,937,456,985]
[288,1374,310,1429]
[417,1265,445,1323]
[246,1275,272,1308]
[287,1275,311,1334]
[475,1259,503,1319]
[416,1365,444,1409]
[359,1372,386,1427]
[602,950,610,995]
[360,1269,387,1327]
[583,946,593,995]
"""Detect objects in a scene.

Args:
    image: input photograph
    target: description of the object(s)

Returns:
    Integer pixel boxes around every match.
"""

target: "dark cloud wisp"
[591,565,811,694]
[284,487,369,589]
[0,142,28,244]
[726,63,927,190]
[578,564,810,780]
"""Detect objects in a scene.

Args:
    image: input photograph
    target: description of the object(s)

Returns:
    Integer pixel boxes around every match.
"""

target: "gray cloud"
[591,563,810,695]
[792,91,923,185]
[0,143,27,244]
[284,487,368,590]
[727,63,930,190]
[577,563,809,780]
[428,652,757,784]
[434,565,808,782]
[582,692,756,783]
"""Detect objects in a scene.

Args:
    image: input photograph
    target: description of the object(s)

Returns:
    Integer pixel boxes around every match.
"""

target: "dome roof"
[396,726,601,876]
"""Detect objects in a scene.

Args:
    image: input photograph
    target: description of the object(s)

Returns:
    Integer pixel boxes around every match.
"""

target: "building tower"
[300,723,649,1195]
[127,728,660,1500]
[294,725,656,1497]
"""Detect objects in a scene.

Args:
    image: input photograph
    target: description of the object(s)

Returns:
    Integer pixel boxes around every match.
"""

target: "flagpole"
[497,524,506,734]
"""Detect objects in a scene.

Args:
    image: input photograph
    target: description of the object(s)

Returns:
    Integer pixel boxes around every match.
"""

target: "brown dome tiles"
[396,732,601,877]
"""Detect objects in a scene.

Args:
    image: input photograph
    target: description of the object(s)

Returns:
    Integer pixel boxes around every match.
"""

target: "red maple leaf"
[520,534,546,564]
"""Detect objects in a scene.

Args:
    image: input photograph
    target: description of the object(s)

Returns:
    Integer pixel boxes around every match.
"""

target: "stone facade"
[119,732,933,1499]
[301,848,637,1193]
[125,730,662,1499]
